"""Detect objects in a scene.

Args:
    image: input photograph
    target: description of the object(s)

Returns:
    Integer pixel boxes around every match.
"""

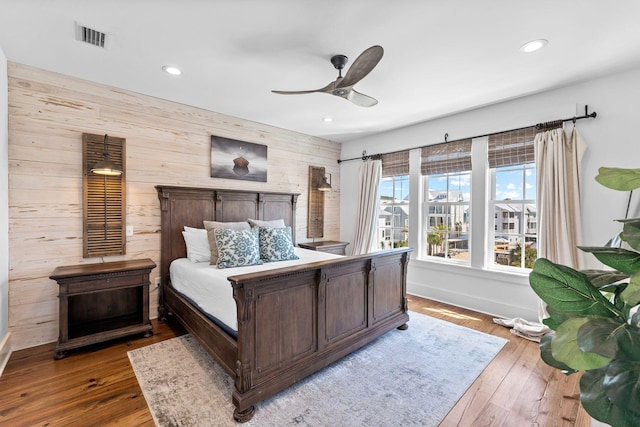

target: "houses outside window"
[378,151,410,251]
[420,139,473,263]
[379,174,409,250]
[374,128,538,272]
[423,172,470,261]
[487,127,538,270]
[490,163,537,268]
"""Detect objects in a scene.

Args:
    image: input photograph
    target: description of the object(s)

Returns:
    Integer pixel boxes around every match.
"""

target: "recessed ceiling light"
[322,117,333,123]
[520,39,548,53]
[162,65,182,76]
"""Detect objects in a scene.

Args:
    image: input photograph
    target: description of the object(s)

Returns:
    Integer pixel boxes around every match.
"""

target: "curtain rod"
[337,105,597,164]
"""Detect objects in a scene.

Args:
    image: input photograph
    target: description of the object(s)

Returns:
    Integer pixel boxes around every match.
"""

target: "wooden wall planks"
[7,62,341,350]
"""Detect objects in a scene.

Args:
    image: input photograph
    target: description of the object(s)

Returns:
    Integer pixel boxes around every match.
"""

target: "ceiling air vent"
[75,22,108,48]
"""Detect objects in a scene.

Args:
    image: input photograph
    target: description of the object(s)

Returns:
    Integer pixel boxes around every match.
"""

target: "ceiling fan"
[271,45,384,107]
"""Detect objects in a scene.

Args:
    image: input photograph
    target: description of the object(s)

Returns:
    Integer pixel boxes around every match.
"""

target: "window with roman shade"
[420,139,472,262]
[487,126,537,269]
[379,150,410,250]
[82,133,126,257]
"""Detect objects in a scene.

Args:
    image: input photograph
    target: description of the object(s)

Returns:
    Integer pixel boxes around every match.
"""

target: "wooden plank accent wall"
[7,62,341,350]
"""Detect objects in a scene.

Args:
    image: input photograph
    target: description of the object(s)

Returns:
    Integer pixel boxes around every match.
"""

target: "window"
[488,127,537,269]
[420,139,472,263]
[378,152,410,250]
[423,172,470,260]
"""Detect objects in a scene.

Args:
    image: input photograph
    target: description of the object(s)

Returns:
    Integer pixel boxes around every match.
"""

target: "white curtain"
[535,126,586,268]
[351,159,382,255]
[494,126,587,340]
[534,126,587,322]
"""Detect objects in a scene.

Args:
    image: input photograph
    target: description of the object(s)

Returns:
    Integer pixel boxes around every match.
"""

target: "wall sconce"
[91,134,123,176]
[317,174,332,192]
[83,132,126,257]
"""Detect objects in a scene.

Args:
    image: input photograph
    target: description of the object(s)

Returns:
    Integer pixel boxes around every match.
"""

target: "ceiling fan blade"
[336,45,384,89]
[331,88,378,107]
[272,81,335,95]
[347,89,378,107]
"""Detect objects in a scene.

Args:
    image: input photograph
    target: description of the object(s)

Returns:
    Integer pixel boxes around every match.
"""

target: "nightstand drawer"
[60,271,147,295]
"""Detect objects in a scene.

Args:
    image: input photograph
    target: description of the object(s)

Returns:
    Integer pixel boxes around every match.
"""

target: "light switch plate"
[126,226,134,236]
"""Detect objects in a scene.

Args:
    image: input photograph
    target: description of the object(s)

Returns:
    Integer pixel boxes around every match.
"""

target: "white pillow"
[247,218,286,228]
[181,227,210,263]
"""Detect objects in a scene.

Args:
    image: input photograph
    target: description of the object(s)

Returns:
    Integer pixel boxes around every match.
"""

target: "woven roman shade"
[421,139,472,175]
[381,151,409,177]
[83,133,126,257]
[488,126,536,168]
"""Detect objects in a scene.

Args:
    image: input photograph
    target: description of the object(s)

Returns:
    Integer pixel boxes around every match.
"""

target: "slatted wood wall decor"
[7,62,341,350]
[307,166,325,238]
[83,133,126,257]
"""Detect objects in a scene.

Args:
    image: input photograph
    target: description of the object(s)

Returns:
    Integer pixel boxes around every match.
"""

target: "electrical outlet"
[154,277,161,288]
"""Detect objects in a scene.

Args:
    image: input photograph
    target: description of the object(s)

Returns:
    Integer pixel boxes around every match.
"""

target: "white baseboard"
[0,332,11,378]
[408,281,538,322]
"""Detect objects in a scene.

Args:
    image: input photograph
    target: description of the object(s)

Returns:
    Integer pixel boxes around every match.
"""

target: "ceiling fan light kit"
[272,45,383,107]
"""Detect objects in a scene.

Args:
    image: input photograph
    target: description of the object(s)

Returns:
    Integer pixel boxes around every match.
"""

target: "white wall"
[340,66,640,321]
[0,46,10,374]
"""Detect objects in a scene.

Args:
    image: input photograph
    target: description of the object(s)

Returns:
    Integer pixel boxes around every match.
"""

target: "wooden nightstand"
[298,240,350,255]
[50,258,156,359]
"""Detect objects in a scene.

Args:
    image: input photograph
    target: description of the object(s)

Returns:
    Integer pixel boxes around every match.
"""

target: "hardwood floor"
[0,296,590,426]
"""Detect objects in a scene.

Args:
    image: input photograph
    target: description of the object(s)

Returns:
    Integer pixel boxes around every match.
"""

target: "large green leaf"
[578,318,640,360]
[620,271,640,307]
[551,317,611,370]
[581,368,613,424]
[621,218,640,252]
[581,368,640,427]
[595,167,640,191]
[530,258,622,318]
[604,359,640,416]
[582,269,630,289]
[539,333,577,374]
[579,247,640,276]
[542,306,571,331]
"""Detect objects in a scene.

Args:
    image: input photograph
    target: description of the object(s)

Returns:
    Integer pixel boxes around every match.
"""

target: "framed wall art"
[210,135,268,182]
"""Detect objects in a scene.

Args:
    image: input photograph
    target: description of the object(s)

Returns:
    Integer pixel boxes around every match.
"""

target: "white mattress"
[169,247,343,333]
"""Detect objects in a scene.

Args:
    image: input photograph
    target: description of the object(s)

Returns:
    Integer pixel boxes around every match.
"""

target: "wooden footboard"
[228,248,411,422]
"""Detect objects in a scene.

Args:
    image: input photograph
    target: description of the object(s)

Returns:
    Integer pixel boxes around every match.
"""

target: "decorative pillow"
[181,227,210,263]
[203,220,251,265]
[248,218,286,228]
[214,227,263,269]
[258,226,299,262]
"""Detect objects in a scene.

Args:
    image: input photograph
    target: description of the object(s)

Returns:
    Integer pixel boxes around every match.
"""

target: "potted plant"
[530,167,640,427]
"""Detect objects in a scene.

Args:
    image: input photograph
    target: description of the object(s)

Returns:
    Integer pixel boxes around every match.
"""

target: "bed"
[156,185,411,422]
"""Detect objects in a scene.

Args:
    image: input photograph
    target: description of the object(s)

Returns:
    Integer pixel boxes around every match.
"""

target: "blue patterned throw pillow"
[259,226,299,262]
[214,227,263,269]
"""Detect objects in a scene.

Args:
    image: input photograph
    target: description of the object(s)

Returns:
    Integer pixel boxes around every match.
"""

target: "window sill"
[411,256,531,286]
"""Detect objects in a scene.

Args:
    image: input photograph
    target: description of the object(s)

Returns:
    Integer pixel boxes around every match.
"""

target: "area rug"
[128,312,508,426]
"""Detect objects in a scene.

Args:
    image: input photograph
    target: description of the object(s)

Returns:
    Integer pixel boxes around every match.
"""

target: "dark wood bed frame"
[156,185,411,422]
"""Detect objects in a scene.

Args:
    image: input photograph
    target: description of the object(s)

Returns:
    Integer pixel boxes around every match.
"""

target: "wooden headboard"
[155,185,299,284]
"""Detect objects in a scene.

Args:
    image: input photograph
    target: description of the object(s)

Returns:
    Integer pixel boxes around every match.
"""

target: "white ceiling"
[2,1,640,143]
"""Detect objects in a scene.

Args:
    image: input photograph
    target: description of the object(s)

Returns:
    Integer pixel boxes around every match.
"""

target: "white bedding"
[169,247,343,333]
